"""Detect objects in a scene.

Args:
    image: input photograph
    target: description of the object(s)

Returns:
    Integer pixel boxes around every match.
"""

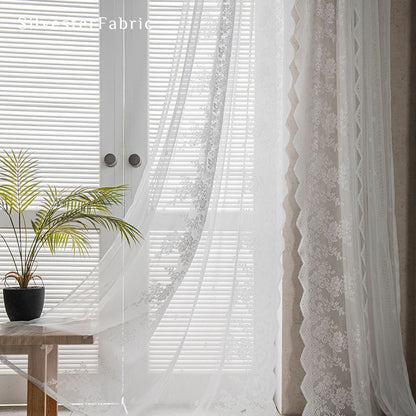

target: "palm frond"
[44,211,142,247]
[26,184,142,273]
[45,225,91,256]
[32,185,128,231]
[0,150,40,214]
[0,150,143,288]
[31,185,63,233]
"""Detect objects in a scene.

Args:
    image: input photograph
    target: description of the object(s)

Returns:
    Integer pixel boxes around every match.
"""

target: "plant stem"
[15,160,24,279]
[25,232,41,280]
[0,234,18,275]
[18,211,23,280]
[2,208,23,275]
[23,213,28,272]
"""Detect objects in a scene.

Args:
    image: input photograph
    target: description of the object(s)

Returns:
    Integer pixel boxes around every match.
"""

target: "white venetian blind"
[148,0,255,372]
[0,0,100,374]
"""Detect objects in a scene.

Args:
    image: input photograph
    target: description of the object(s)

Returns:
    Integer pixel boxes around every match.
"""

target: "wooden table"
[0,323,93,416]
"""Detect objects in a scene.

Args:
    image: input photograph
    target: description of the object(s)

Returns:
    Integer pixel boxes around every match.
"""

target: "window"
[0,0,261,407]
[0,0,100,403]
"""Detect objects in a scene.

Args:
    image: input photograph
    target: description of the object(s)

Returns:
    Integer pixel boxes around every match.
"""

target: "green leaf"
[45,225,91,256]
[0,150,40,214]
[0,151,143,276]
[30,184,142,261]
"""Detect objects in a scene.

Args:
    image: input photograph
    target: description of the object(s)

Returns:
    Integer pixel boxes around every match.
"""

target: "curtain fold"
[0,0,289,415]
[294,0,416,414]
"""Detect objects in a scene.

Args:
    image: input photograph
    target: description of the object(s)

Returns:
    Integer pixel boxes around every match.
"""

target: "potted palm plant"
[0,150,142,321]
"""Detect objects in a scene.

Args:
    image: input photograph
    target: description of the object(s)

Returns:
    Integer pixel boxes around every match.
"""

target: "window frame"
[0,0,103,404]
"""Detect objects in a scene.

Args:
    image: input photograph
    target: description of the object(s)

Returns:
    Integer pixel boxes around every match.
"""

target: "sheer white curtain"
[294,0,416,415]
[0,0,290,415]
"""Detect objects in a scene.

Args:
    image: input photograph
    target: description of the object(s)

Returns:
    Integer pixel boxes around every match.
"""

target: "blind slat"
[0,0,100,375]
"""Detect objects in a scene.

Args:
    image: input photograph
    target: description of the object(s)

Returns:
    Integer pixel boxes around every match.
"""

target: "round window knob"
[128,154,141,168]
[104,153,117,167]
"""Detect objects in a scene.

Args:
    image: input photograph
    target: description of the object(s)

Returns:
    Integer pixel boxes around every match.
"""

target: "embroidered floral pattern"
[294,0,355,414]
[147,0,237,314]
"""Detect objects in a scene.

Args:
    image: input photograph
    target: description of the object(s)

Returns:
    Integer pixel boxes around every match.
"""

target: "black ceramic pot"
[3,287,45,321]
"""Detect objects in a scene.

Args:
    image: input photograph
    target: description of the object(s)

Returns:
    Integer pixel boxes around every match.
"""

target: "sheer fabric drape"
[294,0,416,414]
[2,0,413,415]
[0,1,290,415]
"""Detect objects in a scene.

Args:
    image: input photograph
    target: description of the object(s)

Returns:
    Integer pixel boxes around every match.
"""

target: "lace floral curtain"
[294,0,416,414]
[0,0,290,415]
